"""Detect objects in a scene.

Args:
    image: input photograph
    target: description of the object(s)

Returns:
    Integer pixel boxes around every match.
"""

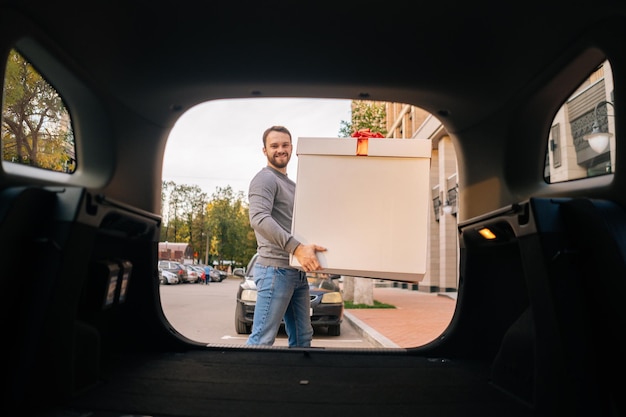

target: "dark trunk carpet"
[42,348,533,417]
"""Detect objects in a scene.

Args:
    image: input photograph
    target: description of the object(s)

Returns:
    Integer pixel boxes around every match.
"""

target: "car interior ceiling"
[1,2,625,417]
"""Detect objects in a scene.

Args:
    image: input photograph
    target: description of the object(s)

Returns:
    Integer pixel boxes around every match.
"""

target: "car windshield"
[307,274,339,290]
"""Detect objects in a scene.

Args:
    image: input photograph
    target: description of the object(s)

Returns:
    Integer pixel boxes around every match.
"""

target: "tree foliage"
[338,100,387,137]
[161,182,256,267]
[207,186,257,266]
[2,49,75,172]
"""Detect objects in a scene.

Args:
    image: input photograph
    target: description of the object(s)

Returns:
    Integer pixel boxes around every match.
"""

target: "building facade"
[158,242,193,263]
[384,103,458,293]
[382,59,614,294]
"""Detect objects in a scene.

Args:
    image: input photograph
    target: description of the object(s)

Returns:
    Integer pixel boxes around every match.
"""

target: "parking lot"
[159,277,379,348]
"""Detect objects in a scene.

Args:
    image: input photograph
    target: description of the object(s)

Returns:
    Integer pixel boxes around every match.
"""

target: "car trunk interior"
[2,6,624,416]
[8,187,608,417]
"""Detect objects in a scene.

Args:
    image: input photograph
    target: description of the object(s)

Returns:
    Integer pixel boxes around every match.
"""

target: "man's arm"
[248,173,294,249]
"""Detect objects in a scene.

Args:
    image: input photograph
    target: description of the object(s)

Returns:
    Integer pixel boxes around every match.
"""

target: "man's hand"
[293,244,326,272]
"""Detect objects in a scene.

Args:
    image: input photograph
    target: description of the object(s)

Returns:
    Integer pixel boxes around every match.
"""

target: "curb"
[342,311,399,348]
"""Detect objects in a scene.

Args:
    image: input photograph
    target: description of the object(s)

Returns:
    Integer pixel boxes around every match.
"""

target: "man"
[202,265,211,284]
[246,125,326,347]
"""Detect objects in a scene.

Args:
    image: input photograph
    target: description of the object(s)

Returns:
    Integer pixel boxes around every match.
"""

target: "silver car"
[159,270,179,285]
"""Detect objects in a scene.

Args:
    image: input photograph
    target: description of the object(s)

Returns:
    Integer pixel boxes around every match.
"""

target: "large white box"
[290,137,432,282]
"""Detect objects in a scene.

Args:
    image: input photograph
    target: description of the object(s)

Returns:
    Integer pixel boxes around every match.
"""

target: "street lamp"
[583,100,614,154]
[442,182,458,216]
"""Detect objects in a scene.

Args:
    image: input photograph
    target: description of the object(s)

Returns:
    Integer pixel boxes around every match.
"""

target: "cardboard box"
[290,137,432,282]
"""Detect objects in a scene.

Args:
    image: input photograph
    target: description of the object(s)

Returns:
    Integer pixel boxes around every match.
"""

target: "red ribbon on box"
[351,128,384,156]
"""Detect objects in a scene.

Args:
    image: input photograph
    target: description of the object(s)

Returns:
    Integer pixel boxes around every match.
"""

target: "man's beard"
[269,153,289,169]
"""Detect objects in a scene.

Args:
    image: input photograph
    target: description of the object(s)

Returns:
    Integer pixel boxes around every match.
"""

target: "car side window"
[2,48,76,173]
[545,59,615,183]
[246,255,258,278]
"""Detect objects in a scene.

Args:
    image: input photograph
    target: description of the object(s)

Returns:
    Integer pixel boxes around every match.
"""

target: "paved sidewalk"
[343,286,457,348]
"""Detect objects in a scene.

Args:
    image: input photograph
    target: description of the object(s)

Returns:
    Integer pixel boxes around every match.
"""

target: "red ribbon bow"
[350,128,384,139]
[351,128,383,155]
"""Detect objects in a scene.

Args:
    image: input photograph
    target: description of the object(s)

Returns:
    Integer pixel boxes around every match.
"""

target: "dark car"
[157,260,185,284]
[233,254,344,336]
[209,268,228,282]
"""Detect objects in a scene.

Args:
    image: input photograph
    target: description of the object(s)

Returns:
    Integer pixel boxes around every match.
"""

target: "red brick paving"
[345,286,457,348]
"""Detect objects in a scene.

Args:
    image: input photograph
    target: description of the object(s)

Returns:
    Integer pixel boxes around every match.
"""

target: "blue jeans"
[246,264,313,347]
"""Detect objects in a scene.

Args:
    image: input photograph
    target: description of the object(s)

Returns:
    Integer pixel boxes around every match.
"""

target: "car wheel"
[328,324,341,336]
[159,278,166,285]
[235,303,251,334]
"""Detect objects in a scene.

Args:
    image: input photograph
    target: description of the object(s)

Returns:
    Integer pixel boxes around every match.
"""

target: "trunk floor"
[39,348,533,417]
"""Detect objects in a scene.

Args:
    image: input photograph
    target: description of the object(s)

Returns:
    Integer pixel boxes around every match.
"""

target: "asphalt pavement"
[160,277,457,349]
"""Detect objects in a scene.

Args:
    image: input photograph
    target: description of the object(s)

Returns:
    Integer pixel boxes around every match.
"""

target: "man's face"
[263,131,292,171]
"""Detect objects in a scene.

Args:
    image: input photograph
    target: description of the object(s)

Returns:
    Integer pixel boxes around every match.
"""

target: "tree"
[160,180,176,241]
[160,182,257,267]
[206,186,256,267]
[160,182,207,259]
[2,49,75,172]
[339,100,387,137]
[185,186,209,262]
[338,100,387,305]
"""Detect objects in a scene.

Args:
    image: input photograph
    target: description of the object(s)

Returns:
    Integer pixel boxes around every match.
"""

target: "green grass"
[344,300,396,309]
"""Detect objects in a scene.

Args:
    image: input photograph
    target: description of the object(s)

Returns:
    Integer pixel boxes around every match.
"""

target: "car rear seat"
[0,186,58,412]
[490,197,623,416]
[560,198,626,417]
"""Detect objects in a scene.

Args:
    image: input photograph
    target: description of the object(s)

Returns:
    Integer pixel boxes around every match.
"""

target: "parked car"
[182,265,201,283]
[157,260,186,283]
[158,270,179,285]
[209,268,228,282]
[188,265,206,283]
[233,253,343,336]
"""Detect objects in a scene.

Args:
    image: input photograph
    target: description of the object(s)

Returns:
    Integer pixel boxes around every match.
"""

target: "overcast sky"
[162,98,352,198]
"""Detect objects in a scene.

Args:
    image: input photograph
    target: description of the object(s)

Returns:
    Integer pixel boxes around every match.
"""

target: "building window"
[432,185,441,222]
[550,124,561,168]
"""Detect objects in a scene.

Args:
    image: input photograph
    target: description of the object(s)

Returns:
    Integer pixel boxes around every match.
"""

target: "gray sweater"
[248,166,301,268]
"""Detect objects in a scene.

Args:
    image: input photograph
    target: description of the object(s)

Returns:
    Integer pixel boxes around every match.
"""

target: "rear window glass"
[2,48,76,173]
[545,60,614,183]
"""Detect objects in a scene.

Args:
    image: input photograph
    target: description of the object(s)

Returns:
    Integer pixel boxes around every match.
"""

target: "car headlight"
[321,292,342,304]
[241,289,257,302]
